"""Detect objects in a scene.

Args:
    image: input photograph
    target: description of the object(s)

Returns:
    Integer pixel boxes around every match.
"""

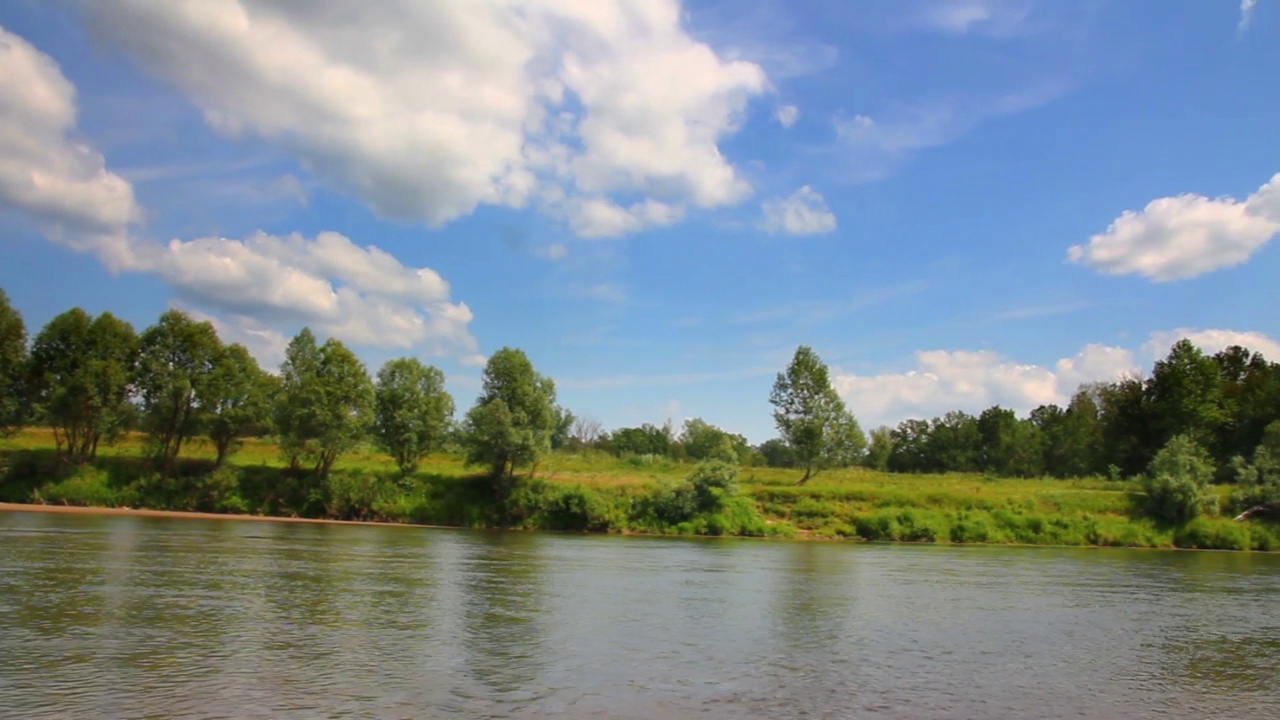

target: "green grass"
[2,428,1276,550]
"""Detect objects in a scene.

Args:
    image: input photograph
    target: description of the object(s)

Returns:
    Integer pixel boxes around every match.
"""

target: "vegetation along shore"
[2,289,1278,550]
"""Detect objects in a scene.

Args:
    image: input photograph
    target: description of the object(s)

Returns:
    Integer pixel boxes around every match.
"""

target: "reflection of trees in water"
[740,543,863,717]
[457,531,548,698]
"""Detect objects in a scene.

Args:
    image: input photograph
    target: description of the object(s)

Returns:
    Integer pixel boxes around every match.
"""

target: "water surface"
[1,511,1277,719]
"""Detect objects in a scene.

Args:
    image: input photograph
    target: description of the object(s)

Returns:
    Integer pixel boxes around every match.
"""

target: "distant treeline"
[852,341,1280,482]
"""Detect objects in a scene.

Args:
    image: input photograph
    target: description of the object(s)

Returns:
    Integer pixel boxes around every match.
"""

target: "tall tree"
[862,426,894,471]
[0,288,27,435]
[461,347,557,482]
[134,310,223,465]
[205,343,276,466]
[770,345,865,483]
[373,357,455,475]
[977,406,1044,477]
[1147,339,1224,451]
[276,328,324,472]
[311,338,375,478]
[28,309,138,462]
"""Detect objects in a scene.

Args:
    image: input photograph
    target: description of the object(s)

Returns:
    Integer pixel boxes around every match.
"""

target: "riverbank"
[2,430,1277,550]
[0,502,438,529]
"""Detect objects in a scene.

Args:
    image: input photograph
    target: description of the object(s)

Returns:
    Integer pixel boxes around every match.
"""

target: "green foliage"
[0,288,27,436]
[374,358,454,475]
[205,344,275,466]
[862,426,893,471]
[28,308,138,463]
[757,437,797,467]
[770,345,865,483]
[461,347,557,480]
[135,309,223,465]
[275,329,374,479]
[1141,434,1218,524]
[1228,421,1280,517]
[609,423,673,457]
[1148,339,1224,451]
[680,418,750,463]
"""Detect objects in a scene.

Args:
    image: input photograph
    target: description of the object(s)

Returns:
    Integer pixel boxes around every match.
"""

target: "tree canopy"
[461,347,557,482]
[770,346,865,483]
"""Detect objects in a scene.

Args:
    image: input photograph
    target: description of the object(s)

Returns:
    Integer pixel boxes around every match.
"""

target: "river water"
[1,511,1277,719]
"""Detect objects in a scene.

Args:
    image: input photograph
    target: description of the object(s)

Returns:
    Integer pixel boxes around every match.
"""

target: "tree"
[757,438,797,468]
[311,339,374,478]
[862,426,894,471]
[275,329,373,478]
[0,288,27,435]
[373,357,454,475]
[28,309,138,462]
[609,423,673,457]
[1230,420,1280,520]
[1147,339,1224,451]
[461,347,557,482]
[770,345,865,483]
[276,328,324,472]
[1141,434,1217,524]
[569,414,604,448]
[205,343,276,466]
[134,309,222,465]
[550,406,574,450]
[977,406,1044,477]
[680,418,750,463]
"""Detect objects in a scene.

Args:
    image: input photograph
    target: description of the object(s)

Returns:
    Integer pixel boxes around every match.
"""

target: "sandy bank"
[0,502,445,529]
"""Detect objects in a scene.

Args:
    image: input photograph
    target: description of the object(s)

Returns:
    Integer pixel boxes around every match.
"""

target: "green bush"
[1140,435,1218,524]
[37,467,122,507]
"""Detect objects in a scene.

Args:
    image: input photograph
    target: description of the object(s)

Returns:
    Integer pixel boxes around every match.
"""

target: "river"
[1,510,1277,719]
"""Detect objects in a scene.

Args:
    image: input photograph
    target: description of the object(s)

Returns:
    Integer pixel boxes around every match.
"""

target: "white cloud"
[568,197,684,238]
[1144,328,1280,362]
[0,26,142,264]
[1239,0,1259,33]
[0,27,479,362]
[775,104,799,128]
[139,231,477,355]
[1068,174,1280,281]
[86,0,767,237]
[837,328,1280,427]
[179,306,290,370]
[761,185,837,235]
[835,344,1135,428]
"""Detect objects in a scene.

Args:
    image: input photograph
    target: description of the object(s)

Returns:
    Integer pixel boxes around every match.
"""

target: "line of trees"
[0,291,579,492]
[3,288,1277,519]
[854,340,1280,484]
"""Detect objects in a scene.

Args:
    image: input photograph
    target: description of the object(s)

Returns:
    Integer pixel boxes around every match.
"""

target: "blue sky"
[1,0,1277,443]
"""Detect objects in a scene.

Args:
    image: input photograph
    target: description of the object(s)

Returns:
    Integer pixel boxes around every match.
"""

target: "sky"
[0,0,1277,444]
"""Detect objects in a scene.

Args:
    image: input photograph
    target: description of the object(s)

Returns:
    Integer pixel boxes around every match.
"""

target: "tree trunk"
[1233,504,1280,521]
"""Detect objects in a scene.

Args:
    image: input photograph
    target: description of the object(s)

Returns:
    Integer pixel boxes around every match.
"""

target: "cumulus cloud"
[775,104,799,128]
[0,27,478,363]
[85,0,768,237]
[0,26,142,265]
[761,185,837,235]
[568,197,684,238]
[837,328,1280,427]
[834,344,1137,428]
[1144,328,1280,362]
[1068,174,1280,281]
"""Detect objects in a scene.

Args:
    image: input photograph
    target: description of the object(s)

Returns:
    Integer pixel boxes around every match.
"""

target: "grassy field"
[1,428,1275,550]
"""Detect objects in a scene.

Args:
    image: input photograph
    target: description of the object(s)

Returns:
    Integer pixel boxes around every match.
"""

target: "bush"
[1140,435,1217,524]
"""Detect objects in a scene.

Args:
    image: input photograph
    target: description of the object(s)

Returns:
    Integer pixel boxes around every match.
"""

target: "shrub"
[1140,435,1217,524]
